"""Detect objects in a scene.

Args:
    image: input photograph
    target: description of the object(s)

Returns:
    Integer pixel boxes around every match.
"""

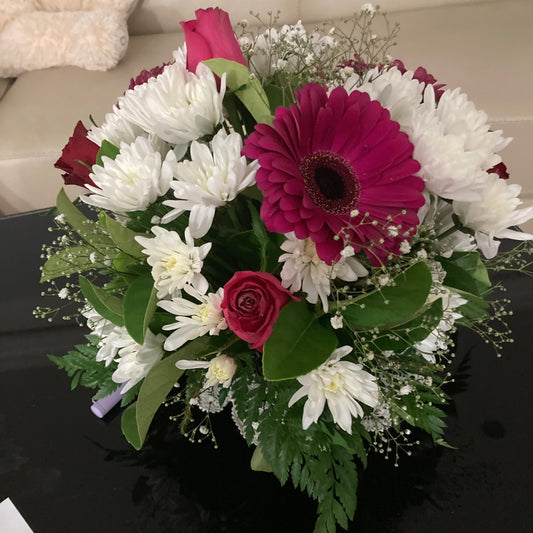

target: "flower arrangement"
[37,5,533,532]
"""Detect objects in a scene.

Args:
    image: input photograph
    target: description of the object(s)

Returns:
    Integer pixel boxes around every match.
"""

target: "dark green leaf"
[99,212,145,259]
[55,189,113,248]
[366,298,444,352]
[263,300,337,381]
[341,261,432,330]
[79,275,124,326]
[438,251,491,296]
[40,245,105,282]
[123,274,157,345]
[121,403,142,450]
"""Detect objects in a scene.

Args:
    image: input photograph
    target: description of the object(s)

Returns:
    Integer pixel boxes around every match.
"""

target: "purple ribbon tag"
[90,386,123,418]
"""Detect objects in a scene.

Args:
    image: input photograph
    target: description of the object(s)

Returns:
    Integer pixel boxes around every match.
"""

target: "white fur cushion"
[0,8,130,78]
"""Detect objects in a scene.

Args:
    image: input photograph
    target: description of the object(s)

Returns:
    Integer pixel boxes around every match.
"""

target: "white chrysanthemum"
[88,104,145,147]
[135,226,211,298]
[418,192,475,257]
[111,330,165,394]
[117,49,225,156]
[289,346,379,434]
[346,66,424,129]
[176,353,237,389]
[83,307,129,366]
[157,287,227,351]
[454,173,533,258]
[161,130,258,236]
[408,85,511,202]
[279,233,368,312]
[82,136,175,214]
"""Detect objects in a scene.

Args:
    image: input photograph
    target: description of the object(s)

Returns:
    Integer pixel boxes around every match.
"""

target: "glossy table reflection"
[1,210,533,533]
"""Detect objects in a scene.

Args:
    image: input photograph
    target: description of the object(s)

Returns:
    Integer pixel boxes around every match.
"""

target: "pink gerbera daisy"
[243,83,425,265]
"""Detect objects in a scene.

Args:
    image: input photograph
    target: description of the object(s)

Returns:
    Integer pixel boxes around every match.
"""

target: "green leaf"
[341,261,433,330]
[438,251,491,296]
[203,58,273,125]
[55,189,113,248]
[96,139,120,167]
[454,288,490,320]
[40,245,105,282]
[121,403,142,450]
[366,298,444,352]
[263,300,337,381]
[250,446,273,472]
[79,275,124,326]
[123,274,157,345]
[99,212,145,259]
[134,336,225,448]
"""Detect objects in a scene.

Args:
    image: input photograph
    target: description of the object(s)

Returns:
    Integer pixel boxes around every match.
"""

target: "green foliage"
[203,58,274,125]
[55,189,113,249]
[123,274,157,345]
[40,245,106,282]
[438,251,491,296]
[96,140,120,167]
[263,300,337,381]
[363,298,444,353]
[126,336,229,450]
[47,337,115,395]
[79,275,124,326]
[341,261,433,330]
[98,212,145,259]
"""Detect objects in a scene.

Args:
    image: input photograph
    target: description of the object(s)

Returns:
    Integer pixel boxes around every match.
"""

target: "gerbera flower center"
[300,151,360,214]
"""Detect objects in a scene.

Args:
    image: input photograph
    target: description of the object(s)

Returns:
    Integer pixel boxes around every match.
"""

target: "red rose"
[54,121,99,188]
[488,161,510,180]
[221,271,296,351]
[180,7,246,73]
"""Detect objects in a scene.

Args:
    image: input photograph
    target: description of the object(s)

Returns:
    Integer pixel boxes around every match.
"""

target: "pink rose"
[54,121,99,189]
[221,271,296,351]
[180,7,246,73]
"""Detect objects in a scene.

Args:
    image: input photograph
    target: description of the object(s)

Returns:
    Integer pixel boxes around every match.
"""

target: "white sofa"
[0,0,532,231]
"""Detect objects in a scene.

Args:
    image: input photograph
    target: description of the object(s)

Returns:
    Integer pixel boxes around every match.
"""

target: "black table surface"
[1,209,533,533]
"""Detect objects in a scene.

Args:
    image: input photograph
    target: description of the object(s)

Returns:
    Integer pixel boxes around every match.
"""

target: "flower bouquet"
[37,5,533,532]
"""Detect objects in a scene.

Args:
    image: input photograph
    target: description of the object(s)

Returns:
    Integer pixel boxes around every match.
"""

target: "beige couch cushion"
[0,32,181,214]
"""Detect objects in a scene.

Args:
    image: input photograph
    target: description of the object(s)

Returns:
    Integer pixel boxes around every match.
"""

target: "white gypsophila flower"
[82,136,175,215]
[279,233,368,312]
[418,192,475,258]
[88,104,146,147]
[82,306,129,366]
[176,353,237,389]
[117,48,225,157]
[136,226,211,298]
[330,314,343,329]
[361,3,376,15]
[112,330,165,394]
[161,130,259,236]
[192,384,231,413]
[248,21,335,79]
[157,287,227,351]
[408,85,511,202]
[361,401,391,433]
[58,288,69,299]
[289,346,379,434]
[346,66,424,130]
[454,172,533,258]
